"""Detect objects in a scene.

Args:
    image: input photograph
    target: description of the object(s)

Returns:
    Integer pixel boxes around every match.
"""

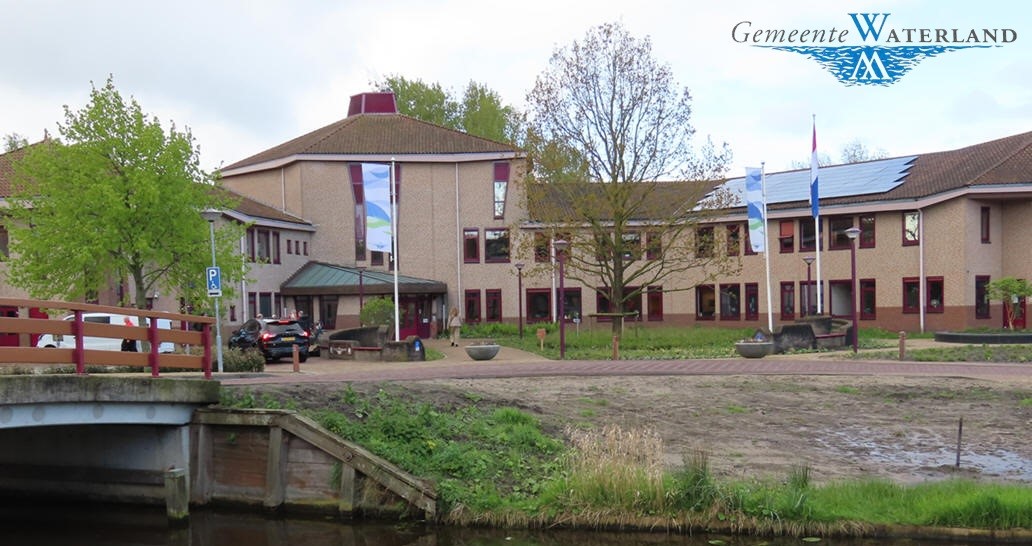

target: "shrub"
[221,346,265,373]
[360,297,395,327]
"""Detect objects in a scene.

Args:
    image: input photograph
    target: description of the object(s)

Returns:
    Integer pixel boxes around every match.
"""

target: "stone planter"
[734,341,773,358]
[464,344,501,361]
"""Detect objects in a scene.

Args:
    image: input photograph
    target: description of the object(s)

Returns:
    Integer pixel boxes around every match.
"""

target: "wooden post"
[955,417,964,468]
[292,344,300,373]
[164,467,189,525]
[612,335,619,361]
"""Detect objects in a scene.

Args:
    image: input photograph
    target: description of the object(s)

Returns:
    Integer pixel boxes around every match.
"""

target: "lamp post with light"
[844,227,862,353]
[553,240,569,360]
[515,262,525,339]
[803,256,815,317]
[200,210,224,373]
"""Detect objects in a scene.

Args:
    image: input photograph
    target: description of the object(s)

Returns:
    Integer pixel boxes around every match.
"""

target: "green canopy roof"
[280,261,447,296]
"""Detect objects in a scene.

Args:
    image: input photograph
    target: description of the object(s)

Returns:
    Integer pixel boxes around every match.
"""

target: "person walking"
[448,308,462,347]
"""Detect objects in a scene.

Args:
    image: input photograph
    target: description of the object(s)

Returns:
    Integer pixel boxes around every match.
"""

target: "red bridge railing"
[0,298,215,379]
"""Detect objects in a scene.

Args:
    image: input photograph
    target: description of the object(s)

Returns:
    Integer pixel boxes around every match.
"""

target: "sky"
[1,0,1029,177]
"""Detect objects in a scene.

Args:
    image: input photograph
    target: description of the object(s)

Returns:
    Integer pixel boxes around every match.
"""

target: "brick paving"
[220,337,1032,386]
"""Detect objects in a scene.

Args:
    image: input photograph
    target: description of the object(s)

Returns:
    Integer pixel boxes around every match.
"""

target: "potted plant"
[734,329,774,358]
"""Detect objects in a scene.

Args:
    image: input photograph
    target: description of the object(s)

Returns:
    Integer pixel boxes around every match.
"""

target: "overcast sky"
[1,0,1028,176]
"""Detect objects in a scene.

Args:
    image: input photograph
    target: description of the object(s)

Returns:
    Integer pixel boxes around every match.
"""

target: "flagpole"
[390,158,400,341]
[761,162,773,332]
[811,115,823,315]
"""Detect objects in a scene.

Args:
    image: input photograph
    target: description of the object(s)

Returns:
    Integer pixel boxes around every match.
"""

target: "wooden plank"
[0,316,72,336]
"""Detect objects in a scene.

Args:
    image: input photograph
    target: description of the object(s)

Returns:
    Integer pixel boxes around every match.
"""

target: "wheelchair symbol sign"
[207,266,222,297]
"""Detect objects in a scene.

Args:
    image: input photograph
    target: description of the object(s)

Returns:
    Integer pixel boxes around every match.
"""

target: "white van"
[36,312,176,353]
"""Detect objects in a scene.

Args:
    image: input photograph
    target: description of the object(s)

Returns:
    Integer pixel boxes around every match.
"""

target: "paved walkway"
[220,337,1032,386]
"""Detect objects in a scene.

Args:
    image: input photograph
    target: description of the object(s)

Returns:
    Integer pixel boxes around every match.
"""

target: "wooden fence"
[0,298,214,379]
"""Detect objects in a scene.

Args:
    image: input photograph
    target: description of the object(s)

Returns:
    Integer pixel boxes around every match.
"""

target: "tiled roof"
[222,113,521,172]
[218,187,311,225]
[0,143,36,197]
[279,261,447,296]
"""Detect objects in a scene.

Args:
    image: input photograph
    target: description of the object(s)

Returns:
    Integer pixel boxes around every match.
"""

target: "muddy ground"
[236,374,1032,485]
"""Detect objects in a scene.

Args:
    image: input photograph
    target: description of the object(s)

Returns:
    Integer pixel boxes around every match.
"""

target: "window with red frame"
[860,279,876,319]
[526,288,552,322]
[859,214,875,248]
[484,229,510,263]
[485,289,502,322]
[829,216,854,250]
[463,229,480,263]
[696,284,715,320]
[902,278,920,313]
[743,223,757,255]
[780,281,795,320]
[695,226,714,258]
[464,290,481,323]
[645,232,662,260]
[533,232,550,263]
[745,283,759,320]
[980,206,990,243]
[371,251,384,266]
[902,211,920,246]
[975,275,991,318]
[927,276,944,313]
[720,283,741,320]
[779,221,794,253]
[646,286,663,321]
[799,219,816,252]
[726,224,741,256]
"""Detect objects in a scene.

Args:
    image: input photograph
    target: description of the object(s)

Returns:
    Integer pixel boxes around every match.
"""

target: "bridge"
[0,298,437,522]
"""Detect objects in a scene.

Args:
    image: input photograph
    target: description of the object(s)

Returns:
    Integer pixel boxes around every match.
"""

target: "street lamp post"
[553,240,569,360]
[515,262,525,339]
[357,266,366,311]
[803,256,815,317]
[844,227,862,353]
[200,210,224,373]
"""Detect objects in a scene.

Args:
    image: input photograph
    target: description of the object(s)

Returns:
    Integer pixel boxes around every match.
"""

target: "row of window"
[245,228,308,264]
[462,287,665,323]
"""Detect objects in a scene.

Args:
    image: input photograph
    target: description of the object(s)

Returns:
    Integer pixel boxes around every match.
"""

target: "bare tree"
[840,138,889,163]
[3,133,28,152]
[523,21,735,336]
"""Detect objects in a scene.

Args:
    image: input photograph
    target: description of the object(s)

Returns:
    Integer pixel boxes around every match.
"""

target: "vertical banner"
[362,163,392,254]
[745,167,766,253]
[810,120,820,218]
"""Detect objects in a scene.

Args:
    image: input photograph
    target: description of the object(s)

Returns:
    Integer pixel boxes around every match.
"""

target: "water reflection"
[0,501,1006,546]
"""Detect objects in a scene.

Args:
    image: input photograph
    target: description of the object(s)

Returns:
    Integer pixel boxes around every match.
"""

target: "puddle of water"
[817,427,1032,481]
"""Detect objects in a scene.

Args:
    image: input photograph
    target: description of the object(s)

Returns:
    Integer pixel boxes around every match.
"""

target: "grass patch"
[834,385,859,394]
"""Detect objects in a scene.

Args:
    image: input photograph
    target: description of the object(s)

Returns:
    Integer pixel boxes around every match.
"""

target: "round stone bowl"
[734,341,774,358]
[464,344,501,361]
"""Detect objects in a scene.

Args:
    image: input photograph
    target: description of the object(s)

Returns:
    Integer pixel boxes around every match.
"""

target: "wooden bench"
[815,332,847,349]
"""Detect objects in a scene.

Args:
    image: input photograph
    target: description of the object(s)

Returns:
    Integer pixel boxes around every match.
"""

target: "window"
[856,214,874,248]
[720,284,741,320]
[980,206,990,243]
[272,232,281,264]
[463,229,480,263]
[302,241,308,256]
[371,251,385,266]
[256,229,271,261]
[743,224,757,256]
[647,286,663,321]
[464,290,481,323]
[485,229,510,262]
[534,233,550,263]
[485,289,502,322]
[527,289,551,322]
[902,278,920,313]
[493,162,510,219]
[595,288,637,321]
[903,211,920,246]
[561,287,583,321]
[779,220,794,253]
[696,284,715,320]
[975,276,991,319]
[726,224,741,256]
[646,232,662,260]
[745,283,759,320]
[295,240,301,255]
[860,279,876,319]
[780,281,795,320]
[800,280,817,317]
[286,239,292,255]
[829,216,854,250]
[246,228,255,261]
[0,225,7,257]
[828,280,852,318]
[229,305,237,322]
[927,276,944,313]
[621,232,641,261]
[799,219,816,252]
[696,226,714,258]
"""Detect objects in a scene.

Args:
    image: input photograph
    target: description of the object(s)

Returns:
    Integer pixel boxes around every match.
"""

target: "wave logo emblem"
[741,13,1014,87]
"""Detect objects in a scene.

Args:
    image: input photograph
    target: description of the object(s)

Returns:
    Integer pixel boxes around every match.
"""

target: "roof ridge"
[392,112,519,150]
[968,132,1032,185]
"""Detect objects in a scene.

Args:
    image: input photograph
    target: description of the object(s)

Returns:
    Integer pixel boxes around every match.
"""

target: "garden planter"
[734,341,773,358]
[464,344,501,361]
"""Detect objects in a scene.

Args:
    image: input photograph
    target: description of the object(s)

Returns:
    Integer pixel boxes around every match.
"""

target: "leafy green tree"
[5,76,246,311]
[986,277,1032,330]
[374,76,523,144]
[360,297,394,328]
[4,133,28,152]
[524,21,735,335]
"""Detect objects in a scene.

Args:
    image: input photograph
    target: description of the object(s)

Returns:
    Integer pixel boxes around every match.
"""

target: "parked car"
[36,312,176,353]
[228,318,309,363]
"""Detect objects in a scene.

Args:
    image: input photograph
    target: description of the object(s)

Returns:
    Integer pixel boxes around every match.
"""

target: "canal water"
[0,501,1001,546]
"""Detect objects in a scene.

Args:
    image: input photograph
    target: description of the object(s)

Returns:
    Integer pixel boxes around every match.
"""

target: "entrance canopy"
[280,262,447,297]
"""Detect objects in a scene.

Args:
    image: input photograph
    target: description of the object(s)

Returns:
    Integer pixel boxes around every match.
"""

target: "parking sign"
[207,266,222,297]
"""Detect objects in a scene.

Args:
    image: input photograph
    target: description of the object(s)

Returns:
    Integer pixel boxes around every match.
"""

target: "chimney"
[348,92,398,116]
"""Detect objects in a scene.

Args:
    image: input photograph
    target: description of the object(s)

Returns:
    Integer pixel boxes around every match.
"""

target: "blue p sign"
[207,266,222,297]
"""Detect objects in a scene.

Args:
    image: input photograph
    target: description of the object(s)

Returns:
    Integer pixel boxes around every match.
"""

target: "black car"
[229,318,309,362]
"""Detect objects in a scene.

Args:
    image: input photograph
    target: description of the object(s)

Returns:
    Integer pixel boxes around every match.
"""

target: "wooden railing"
[0,298,214,379]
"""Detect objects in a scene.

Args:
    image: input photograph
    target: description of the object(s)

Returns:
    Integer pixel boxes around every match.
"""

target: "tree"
[839,138,888,163]
[986,277,1032,330]
[360,297,394,328]
[374,76,524,144]
[4,133,28,152]
[524,21,735,335]
[5,76,246,311]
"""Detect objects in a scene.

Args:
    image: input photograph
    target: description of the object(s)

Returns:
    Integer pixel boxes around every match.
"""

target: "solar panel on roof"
[722,156,916,207]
